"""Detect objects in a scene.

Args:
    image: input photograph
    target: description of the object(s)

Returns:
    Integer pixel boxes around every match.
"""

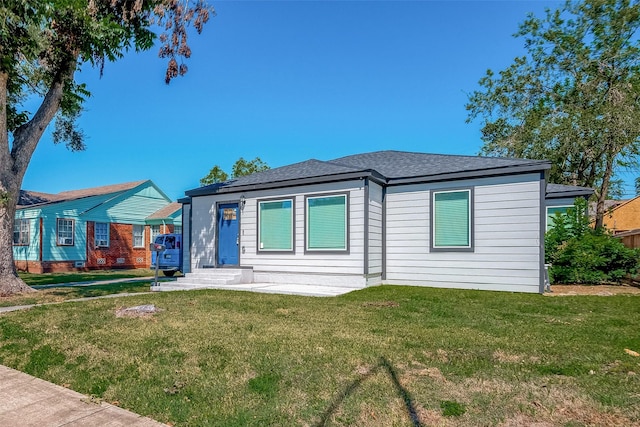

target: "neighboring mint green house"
[174,151,592,294]
[14,180,182,273]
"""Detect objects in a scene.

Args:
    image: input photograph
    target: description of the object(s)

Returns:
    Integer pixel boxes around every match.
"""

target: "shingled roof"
[186,150,551,197]
[18,180,148,208]
[546,183,594,199]
[147,202,182,220]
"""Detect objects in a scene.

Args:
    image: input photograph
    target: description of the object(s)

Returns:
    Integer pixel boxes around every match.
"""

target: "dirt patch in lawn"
[547,284,640,296]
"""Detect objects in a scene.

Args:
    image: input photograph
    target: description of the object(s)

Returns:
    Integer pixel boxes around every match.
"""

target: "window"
[306,194,348,251]
[133,225,145,248]
[150,225,160,243]
[13,219,30,245]
[547,206,571,231]
[258,199,294,252]
[432,189,472,250]
[94,222,109,247]
[174,225,182,234]
[57,218,75,246]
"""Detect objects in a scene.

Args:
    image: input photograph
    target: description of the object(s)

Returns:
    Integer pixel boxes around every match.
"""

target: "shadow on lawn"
[315,356,424,427]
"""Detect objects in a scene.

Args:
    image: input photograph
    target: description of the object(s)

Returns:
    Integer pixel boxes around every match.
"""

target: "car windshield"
[154,236,164,245]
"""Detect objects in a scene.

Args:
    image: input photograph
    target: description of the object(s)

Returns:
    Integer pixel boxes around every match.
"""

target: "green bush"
[545,198,640,284]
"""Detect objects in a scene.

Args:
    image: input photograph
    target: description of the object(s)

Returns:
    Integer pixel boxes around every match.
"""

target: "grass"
[0,269,162,308]
[0,280,154,308]
[18,269,158,287]
[0,286,638,426]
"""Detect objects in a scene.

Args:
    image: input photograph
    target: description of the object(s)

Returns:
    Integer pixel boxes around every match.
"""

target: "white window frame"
[94,222,109,247]
[13,219,30,246]
[546,205,573,231]
[431,188,473,251]
[57,218,75,246]
[150,225,161,243]
[174,225,182,234]
[133,225,145,248]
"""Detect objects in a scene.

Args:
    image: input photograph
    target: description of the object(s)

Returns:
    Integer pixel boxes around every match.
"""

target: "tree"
[200,157,270,186]
[0,0,213,295]
[231,156,270,178]
[199,165,228,186]
[466,0,640,229]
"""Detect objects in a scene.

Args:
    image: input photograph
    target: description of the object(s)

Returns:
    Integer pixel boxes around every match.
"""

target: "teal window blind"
[433,190,470,248]
[259,199,293,251]
[306,195,347,250]
[546,206,571,231]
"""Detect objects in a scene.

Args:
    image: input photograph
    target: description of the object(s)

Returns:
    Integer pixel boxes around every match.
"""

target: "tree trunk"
[0,184,35,296]
[594,152,615,230]
[0,62,75,295]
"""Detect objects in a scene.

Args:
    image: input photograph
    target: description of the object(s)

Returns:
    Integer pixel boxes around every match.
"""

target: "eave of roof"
[545,183,594,199]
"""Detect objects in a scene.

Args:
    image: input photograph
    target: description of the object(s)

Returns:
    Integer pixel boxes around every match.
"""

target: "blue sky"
[27,0,634,201]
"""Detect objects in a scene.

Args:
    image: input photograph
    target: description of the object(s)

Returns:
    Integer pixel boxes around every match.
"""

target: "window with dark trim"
[94,222,109,247]
[133,225,145,248]
[431,189,473,251]
[57,218,75,246]
[13,219,30,246]
[258,198,294,252]
[305,193,348,252]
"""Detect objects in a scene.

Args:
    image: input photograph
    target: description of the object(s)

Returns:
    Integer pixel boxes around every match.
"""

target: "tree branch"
[10,60,76,180]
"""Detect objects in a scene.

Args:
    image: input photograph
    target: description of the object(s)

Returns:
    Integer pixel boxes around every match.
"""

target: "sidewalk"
[0,365,167,426]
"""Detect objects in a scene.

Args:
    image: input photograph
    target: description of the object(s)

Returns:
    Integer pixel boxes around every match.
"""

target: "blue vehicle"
[151,233,183,276]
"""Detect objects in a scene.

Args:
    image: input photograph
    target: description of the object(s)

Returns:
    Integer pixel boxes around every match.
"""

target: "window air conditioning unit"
[74,261,85,268]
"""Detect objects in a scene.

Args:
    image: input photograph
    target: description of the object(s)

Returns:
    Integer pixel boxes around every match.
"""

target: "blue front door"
[217,203,239,266]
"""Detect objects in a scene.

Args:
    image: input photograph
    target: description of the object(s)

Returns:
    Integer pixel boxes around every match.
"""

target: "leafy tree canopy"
[466,0,640,228]
[200,157,270,186]
[0,0,213,295]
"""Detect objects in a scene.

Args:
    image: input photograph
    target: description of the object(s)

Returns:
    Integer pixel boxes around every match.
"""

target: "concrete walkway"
[0,292,154,314]
[0,365,167,426]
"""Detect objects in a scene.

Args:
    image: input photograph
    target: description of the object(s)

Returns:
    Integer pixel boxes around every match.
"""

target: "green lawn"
[0,280,154,308]
[0,286,638,426]
[19,269,158,287]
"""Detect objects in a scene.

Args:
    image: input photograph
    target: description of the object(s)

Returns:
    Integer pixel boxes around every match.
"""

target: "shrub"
[545,198,640,284]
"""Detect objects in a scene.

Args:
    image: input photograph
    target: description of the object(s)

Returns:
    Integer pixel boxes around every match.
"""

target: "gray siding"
[367,181,383,285]
[190,180,366,283]
[182,204,191,273]
[385,173,542,293]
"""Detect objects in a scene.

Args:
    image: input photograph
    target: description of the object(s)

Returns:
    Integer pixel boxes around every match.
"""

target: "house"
[179,151,592,294]
[545,183,596,230]
[13,180,182,273]
[594,196,640,234]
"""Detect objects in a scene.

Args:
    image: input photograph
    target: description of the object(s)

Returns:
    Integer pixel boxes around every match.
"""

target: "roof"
[546,183,594,200]
[147,202,182,220]
[588,196,637,218]
[18,180,149,209]
[186,150,552,197]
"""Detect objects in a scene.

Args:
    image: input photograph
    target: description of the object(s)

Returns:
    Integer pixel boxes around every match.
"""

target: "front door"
[217,203,239,266]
